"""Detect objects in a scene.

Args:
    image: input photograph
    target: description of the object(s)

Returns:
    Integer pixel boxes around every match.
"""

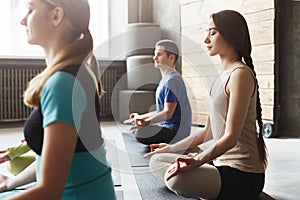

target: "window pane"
[0,0,110,58]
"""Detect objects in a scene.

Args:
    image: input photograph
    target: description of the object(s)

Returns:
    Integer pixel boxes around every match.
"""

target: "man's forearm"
[137,111,156,120]
[148,110,168,124]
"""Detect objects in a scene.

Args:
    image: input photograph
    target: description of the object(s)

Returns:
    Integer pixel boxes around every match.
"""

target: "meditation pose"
[129,40,192,145]
[145,10,267,200]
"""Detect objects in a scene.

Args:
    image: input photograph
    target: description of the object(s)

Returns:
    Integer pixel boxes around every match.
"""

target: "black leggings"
[134,125,176,145]
[216,166,265,200]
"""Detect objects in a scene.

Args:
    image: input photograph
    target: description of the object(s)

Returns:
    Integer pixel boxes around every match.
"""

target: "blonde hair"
[24,0,103,107]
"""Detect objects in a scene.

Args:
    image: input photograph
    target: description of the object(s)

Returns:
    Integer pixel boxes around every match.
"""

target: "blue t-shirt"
[156,71,192,141]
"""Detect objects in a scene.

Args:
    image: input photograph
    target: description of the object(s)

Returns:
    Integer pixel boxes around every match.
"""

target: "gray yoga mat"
[122,132,150,167]
[133,167,198,200]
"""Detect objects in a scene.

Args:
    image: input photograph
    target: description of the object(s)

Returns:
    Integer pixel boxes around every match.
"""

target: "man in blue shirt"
[129,40,192,145]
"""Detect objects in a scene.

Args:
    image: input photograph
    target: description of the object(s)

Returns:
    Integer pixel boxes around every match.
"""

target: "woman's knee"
[164,164,221,199]
[149,154,172,180]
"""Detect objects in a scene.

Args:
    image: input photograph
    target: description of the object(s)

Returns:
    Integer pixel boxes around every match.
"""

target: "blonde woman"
[0,0,116,199]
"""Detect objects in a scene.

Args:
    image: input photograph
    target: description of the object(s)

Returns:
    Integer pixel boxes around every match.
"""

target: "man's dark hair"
[155,39,179,64]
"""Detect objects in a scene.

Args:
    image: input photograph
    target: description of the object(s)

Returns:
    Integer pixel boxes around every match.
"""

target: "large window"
[0,0,124,59]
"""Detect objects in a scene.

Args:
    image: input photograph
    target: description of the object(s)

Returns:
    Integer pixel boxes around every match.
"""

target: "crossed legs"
[149,153,221,199]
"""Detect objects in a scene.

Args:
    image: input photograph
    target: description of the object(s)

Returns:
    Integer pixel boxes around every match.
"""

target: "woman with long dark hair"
[145,10,267,200]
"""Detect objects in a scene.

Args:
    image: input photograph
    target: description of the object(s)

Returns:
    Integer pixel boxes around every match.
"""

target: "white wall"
[152,0,181,71]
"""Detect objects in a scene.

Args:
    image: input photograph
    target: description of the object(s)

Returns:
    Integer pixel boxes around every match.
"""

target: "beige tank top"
[206,66,265,173]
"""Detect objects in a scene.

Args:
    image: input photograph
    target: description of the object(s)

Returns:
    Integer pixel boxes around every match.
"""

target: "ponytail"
[24,31,101,107]
[86,52,105,98]
[244,55,268,168]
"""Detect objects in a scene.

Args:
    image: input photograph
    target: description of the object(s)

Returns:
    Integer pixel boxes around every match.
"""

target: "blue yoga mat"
[0,190,22,199]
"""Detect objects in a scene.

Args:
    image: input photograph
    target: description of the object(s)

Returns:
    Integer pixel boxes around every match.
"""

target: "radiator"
[0,62,120,122]
[100,69,117,118]
[0,67,43,121]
